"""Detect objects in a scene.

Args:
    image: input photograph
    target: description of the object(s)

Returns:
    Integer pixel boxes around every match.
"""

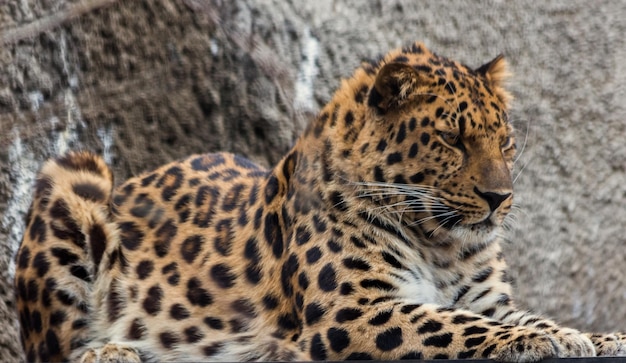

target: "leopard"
[14,41,626,362]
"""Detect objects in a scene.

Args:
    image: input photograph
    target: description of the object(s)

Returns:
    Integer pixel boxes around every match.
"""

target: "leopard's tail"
[14,151,116,362]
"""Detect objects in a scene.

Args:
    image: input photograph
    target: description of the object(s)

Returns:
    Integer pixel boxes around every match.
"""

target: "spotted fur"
[15,42,626,362]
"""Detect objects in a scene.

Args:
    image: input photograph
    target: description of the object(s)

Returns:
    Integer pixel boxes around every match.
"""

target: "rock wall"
[2,0,625,360]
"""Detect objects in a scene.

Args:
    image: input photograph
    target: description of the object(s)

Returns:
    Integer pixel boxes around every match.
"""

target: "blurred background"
[1,1,626,361]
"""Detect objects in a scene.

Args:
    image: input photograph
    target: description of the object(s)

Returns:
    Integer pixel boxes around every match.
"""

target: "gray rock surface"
[1,0,625,361]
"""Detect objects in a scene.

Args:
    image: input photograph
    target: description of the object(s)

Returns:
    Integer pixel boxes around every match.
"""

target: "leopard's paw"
[586,332,626,356]
[488,326,595,362]
[73,343,142,363]
[547,327,596,357]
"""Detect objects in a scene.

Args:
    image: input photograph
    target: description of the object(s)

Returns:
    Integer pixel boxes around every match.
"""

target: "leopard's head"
[316,43,516,246]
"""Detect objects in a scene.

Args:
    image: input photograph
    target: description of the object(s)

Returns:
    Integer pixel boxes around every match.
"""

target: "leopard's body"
[15,42,626,362]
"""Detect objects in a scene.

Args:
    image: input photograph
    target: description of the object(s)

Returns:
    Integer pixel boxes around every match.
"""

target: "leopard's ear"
[476,54,510,85]
[476,54,512,104]
[368,63,421,113]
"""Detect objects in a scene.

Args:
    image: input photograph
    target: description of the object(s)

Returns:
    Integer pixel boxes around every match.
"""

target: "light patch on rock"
[97,124,115,164]
[49,90,83,156]
[54,31,84,154]
[210,38,219,56]
[69,75,79,89]
[2,135,39,278]
[27,91,44,111]
[38,31,82,156]
[294,27,319,112]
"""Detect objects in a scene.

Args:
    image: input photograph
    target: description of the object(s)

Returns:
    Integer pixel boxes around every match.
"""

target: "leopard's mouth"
[468,217,495,230]
[404,199,503,244]
[434,212,496,231]
[428,207,502,241]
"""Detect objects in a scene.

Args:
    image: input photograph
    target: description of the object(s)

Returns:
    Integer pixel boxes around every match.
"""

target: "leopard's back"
[16,151,309,362]
[89,152,306,361]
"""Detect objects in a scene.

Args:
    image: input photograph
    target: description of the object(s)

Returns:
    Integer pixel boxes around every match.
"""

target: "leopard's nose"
[473,187,511,212]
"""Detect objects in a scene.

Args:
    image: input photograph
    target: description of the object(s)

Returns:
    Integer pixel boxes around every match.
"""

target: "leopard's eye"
[438,131,461,148]
[500,136,514,150]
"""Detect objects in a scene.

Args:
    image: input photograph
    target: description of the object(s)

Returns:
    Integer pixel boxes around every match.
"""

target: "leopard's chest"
[385,246,471,306]
[391,266,457,306]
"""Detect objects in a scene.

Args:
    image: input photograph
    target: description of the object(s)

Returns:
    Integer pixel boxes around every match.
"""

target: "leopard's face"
[344,48,515,246]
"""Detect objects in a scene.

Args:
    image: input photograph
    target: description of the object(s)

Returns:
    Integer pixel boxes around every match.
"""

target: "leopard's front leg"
[299,300,590,362]
[457,253,595,358]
